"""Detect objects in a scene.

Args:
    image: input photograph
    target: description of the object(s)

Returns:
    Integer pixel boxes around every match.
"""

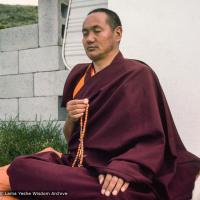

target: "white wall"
[63,0,107,67]
[109,0,200,157]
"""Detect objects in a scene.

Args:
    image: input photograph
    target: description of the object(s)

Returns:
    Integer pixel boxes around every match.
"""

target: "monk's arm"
[63,116,75,142]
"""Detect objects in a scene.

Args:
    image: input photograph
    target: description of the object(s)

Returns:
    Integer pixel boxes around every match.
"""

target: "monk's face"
[82,12,122,61]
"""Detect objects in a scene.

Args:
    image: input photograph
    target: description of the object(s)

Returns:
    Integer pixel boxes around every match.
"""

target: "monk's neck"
[93,49,119,73]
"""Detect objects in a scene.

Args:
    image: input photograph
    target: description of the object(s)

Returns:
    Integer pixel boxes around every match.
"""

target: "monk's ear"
[114,26,122,43]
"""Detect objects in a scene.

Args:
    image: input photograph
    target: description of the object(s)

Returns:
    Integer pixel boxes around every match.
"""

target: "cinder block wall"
[0,0,69,130]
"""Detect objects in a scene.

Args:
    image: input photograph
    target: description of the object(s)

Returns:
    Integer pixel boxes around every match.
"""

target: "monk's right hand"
[66,98,89,123]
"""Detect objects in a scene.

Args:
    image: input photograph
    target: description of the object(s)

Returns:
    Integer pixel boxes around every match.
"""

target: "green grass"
[0,4,38,29]
[0,117,67,166]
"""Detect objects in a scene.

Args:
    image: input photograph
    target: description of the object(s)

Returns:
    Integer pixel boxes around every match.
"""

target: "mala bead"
[72,104,89,167]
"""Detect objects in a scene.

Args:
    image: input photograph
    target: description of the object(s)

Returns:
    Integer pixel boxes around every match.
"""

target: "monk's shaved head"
[87,8,122,30]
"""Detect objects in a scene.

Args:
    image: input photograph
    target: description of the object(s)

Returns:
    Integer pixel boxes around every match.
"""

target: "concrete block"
[0,98,18,120]
[34,70,69,96]
[0,74,33,98]
[0,51,18,75]
[19,46,65,73]
[19,96,59,121]
[0,24,38,51]
[58,96,67,121]
[38,0,68,46]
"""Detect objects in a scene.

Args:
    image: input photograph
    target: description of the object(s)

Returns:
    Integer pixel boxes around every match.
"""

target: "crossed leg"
[2,146,162,200]
[0,147,62,200]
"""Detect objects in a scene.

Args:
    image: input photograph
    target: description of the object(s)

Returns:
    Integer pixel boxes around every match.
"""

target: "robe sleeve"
[60,64,85,108]
[60,73,73,108]
[94,67,177,185]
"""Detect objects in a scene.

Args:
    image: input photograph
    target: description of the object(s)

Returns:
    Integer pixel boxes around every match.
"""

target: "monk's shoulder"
[63,63,89,85]
[68,63,89,78]
[123,58,155,76]
[123,59,162,89]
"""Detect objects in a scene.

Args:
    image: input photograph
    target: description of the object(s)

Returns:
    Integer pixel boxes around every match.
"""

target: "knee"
[6,156,27,175]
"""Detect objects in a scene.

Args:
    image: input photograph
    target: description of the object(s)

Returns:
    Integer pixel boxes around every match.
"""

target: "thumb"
[98,174,105,184]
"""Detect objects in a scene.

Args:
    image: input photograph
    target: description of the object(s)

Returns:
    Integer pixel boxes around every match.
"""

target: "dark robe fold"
[7,51,200,200]
[61,51,200,199]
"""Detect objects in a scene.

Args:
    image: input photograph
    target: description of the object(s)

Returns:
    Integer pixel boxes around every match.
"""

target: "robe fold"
[7,51,200,200]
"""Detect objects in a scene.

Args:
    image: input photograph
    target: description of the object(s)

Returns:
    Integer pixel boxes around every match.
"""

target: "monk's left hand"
[98,173,130,196]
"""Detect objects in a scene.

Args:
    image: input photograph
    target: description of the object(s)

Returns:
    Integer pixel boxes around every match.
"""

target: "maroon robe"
[7,51,200,200]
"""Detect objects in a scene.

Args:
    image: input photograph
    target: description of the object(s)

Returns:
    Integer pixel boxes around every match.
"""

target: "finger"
[67,101,89,113]
[38,147,63,158]
[112,178,124,196]
[121,182,130,192]
[98,174,105,185]
[70,99,88,105]
[69,108,86,116]
[67,103,88,112]
[72,113,84,119]
[51,149,63,158]
[69,98,89,105]
[67,113,84,122]
[101,174,112,195]
[104,175,118,197]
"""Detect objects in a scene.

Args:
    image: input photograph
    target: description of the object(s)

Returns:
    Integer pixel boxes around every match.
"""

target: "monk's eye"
[93,29,101,34]
[82,30,88,37]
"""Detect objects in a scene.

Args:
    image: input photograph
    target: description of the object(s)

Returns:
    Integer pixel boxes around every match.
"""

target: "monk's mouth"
[87,47,97,51]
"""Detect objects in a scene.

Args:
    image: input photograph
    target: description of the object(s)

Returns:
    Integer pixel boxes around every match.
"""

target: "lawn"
[0,117,67,166]
[0,4,38,29]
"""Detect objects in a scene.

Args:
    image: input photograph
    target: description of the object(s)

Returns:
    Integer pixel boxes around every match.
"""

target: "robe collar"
[74,50,125,100]
[84,50,125,83]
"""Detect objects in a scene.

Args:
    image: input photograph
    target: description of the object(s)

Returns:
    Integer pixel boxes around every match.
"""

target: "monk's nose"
[86,33,95,43]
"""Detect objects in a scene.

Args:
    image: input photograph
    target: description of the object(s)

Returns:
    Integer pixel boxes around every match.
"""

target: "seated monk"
[1,8,200,200]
